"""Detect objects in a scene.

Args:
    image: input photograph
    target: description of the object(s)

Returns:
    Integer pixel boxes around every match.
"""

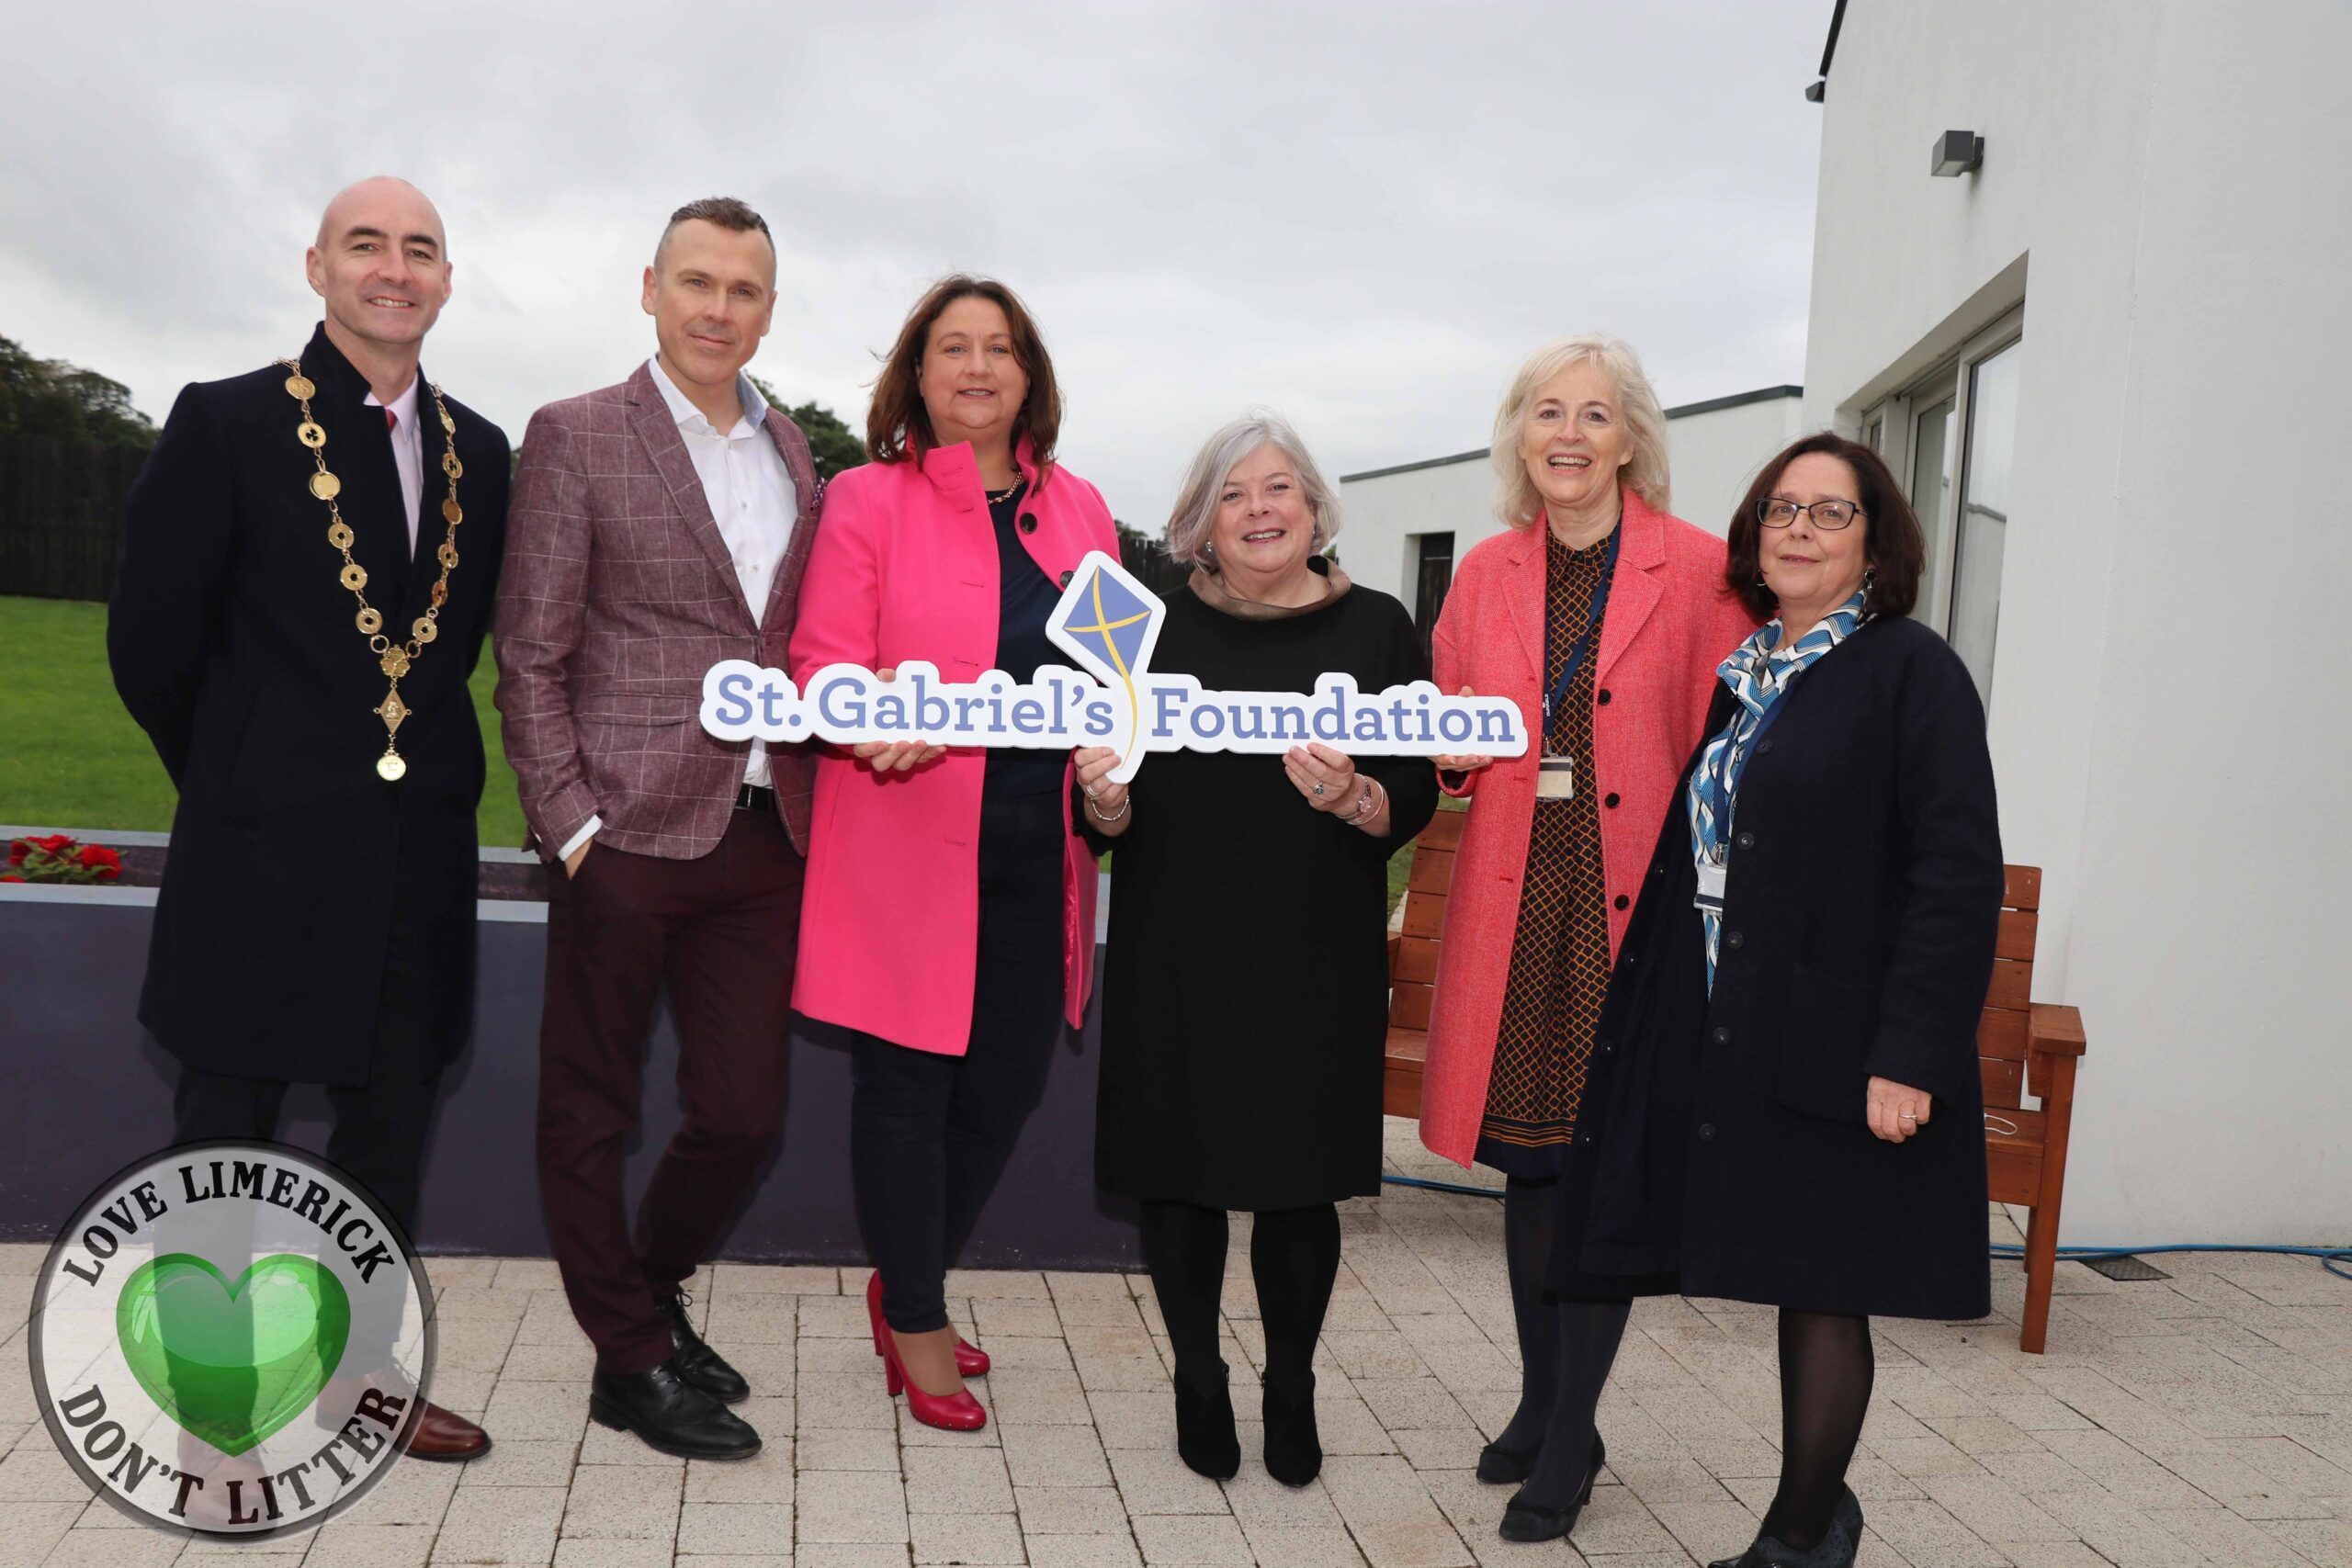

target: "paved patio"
[3,1122,2347,1566]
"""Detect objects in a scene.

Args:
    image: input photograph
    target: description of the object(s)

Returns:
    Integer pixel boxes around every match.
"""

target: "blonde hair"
[1164,411,1341,569]
[1490,333,1671,525]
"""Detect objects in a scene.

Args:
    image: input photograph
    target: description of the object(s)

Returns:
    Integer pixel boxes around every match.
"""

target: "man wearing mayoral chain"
[108,175,508,1461]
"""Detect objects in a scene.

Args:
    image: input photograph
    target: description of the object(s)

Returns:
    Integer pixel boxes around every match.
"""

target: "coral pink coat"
[789,440,1118,1055]
[1419,491,1758,1167]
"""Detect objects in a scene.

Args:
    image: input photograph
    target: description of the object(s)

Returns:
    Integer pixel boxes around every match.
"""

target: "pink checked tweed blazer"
[494,363,823,860]
[1419,490,1758,1168]
[789,439,1118,1056]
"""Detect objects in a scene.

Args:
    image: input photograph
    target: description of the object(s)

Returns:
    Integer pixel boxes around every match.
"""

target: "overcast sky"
[2,0,1827,527]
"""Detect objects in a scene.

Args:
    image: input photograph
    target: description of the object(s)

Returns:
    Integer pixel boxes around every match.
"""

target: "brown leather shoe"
[401,1400,492,1461]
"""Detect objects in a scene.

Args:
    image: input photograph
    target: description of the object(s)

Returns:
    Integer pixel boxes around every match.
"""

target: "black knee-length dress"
[1091,566,1440,1213]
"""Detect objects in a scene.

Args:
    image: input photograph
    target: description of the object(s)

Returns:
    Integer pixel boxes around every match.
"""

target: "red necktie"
[384,408,398,432]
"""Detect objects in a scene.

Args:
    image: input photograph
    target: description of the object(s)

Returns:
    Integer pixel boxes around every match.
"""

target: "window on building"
[1411,532,1455,663]
[1860,307,2022,708]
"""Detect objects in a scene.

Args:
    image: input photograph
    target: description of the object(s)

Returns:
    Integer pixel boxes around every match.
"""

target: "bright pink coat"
[1419,491,1758,1167]
[789,439,1118,1055]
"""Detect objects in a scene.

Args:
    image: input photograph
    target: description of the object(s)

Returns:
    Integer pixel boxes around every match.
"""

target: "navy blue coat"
[1553,615,2003,1321]
[108,324,510,1086]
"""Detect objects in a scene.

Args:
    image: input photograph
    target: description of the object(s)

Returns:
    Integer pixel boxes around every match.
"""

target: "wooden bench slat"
[1982,1056,2024,1109]
[1385,1026,1429,1066]
[1392,936,1440,985]
[1390,982,1432,1032]
[1399,896,1446,940]
[1985,957,2033,1011]
[2003,864,2043,911]
[1978,1006,2029,1061]
[1408,849,1456,895]
[1996,908,2039,962]
[1419,809,1466,850]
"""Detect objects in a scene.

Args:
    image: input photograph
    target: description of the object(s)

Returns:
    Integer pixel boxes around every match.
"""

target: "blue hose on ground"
[1380,1176,2352,1281]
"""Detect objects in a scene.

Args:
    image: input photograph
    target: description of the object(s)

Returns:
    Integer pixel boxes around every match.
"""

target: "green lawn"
[0,595,525,847]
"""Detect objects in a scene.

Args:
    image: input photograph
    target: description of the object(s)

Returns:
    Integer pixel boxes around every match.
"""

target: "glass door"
[1950,337,2021,702]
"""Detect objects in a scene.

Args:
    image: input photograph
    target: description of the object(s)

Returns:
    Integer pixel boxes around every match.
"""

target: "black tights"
[1137,1201,1341,1390]
[1498,1176,1631,1506]
[1760,1309,1875,1551]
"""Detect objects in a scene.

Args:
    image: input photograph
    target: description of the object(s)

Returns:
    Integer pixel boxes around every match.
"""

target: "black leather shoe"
[1172,1363,1239,1481]
[589,1359,761,1460]
[1261,1371,1322,1487]
[1498,1433,1606,1543]
[659,1289,750,1404]
[1476,1438,1539,1484]
[1706,1489,1863,1568]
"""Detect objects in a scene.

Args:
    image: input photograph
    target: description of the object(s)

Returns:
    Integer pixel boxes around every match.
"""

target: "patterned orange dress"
[1475,531,1614,1177]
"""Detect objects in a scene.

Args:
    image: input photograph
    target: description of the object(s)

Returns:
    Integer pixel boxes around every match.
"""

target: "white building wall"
[1806,0,2352,1242]
[1337,391,1803,610]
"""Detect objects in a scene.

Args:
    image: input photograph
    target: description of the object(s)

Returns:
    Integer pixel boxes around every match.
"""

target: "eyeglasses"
[1757,497,1862,530]
[1758,495,1862,533]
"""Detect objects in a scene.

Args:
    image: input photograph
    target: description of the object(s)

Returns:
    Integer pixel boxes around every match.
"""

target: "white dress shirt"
[560,360,798,862]
[363,376,424,557]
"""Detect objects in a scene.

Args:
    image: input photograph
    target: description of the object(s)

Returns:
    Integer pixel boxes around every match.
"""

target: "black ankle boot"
[1172,1363,1239,1481]
[1498,1433,1605,1543]
[1707,1488,1863,1568]
[1261,1371,1322,1487]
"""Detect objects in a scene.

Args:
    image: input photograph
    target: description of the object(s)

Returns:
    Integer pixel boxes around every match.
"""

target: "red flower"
[0,874,23,883]
[79,845,123,879]
[6,841,23,866]
[31,834,74,855]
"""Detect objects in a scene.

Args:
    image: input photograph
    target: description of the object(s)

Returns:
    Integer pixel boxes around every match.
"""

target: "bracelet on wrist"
[1089,794,1131,823]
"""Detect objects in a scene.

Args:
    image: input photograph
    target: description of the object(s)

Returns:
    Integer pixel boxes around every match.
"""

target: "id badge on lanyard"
[1536,529,1618,807]
[1694,855,1728,913]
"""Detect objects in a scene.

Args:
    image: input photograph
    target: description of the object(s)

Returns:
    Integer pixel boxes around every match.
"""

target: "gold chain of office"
[277,356,467,782]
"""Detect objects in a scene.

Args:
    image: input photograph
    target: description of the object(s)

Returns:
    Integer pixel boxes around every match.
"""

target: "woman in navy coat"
[1558,433,2005,1568]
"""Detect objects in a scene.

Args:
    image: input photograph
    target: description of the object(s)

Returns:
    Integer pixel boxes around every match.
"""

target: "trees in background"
[746,376,865,480]
[0,337,155,448]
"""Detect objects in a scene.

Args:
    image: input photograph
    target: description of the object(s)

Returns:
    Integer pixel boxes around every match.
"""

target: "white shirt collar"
[645,355,765,439]
[362,374,421,431]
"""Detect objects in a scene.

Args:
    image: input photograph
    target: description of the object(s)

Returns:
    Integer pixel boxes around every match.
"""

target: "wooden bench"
[1383,836,2088,1354]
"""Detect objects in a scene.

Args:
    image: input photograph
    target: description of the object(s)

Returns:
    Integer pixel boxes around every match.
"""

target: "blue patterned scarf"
[1688,588,1870,989]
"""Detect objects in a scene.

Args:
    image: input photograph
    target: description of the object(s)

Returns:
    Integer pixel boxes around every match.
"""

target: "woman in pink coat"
[789,276,1118,1433]
[1422,335,1756,1543]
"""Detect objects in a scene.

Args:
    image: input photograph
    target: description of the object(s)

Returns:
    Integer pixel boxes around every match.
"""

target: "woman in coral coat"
[790,276,1117,1434]
[1420,335,1756,1544]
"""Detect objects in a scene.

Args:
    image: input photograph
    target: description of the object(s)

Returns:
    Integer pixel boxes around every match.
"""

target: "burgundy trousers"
[537,807,804,1374]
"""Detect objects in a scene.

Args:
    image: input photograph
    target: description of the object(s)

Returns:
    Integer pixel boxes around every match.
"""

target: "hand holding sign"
[1074,747,1131,834]
[853,668,948,773]
[1430,686,1500,774]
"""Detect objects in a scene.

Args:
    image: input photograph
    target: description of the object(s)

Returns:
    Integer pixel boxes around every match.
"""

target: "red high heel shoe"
[866,1271,990,1377]
[879,1328,988,1431]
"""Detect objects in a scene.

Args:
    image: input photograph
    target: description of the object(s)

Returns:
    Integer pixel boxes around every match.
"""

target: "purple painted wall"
[0,897,1141,1269]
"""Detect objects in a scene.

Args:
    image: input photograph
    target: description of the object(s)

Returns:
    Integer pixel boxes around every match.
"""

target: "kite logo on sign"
[699,551,1529,778]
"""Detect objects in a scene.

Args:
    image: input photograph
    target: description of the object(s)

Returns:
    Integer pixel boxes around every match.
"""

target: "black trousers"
[171,869,440,1230]
[854,791,1068,1334]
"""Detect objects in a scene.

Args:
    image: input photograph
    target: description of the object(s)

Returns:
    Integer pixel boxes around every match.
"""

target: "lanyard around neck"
[1542,525,1621,731]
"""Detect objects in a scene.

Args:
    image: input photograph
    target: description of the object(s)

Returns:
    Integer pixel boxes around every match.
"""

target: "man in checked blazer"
[493,197,820,1461]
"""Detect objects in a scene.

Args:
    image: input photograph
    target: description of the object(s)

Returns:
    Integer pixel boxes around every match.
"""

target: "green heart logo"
[115,1254,351,1457]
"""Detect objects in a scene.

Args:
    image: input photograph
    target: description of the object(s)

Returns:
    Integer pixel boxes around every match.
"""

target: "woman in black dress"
[1561,434,2005,1568]
[1079,412,1437,1487]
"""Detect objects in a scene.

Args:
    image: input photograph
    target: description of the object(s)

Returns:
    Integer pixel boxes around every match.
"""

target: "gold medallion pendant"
[278,355,465,782]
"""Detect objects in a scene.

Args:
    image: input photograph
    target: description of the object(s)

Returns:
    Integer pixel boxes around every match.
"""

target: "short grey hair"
[1165,412,1342,569]
[1491,333,1672,525]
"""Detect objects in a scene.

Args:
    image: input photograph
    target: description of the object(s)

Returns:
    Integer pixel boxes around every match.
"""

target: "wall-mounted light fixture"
[1931,130,1985,176]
